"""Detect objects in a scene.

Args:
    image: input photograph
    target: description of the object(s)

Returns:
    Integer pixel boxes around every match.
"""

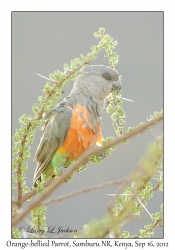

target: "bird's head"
[72,65,122,100]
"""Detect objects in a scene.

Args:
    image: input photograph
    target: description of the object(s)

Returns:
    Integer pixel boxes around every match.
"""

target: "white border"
[1,1,174,249]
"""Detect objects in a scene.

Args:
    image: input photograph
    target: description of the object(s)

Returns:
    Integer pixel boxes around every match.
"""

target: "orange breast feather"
[58,105,102,160]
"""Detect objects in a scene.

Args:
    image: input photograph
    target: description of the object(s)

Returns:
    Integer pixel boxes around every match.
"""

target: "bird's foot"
[99,150,106,159]
[53,165,67,176]
[58,166,67,175]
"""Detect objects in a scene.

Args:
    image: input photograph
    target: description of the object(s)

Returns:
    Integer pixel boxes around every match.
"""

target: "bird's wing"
[33,105,72,184]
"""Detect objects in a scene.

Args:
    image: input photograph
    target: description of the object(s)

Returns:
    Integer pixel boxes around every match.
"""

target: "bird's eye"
[102,73,111,80]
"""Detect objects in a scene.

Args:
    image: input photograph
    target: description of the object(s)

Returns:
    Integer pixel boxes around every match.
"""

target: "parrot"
[33,65,122,187]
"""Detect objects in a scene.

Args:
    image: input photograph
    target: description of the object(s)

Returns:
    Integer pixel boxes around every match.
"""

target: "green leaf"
[120,231,130,238]
[19,114,29,125]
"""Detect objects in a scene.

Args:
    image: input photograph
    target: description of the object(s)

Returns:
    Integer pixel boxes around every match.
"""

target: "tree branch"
[16,123,32,207]
[12,113,163,226]
[131,220,162,238]
[41,179,125,206]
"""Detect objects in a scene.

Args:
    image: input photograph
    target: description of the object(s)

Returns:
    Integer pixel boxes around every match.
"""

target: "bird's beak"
[111,79,122,93]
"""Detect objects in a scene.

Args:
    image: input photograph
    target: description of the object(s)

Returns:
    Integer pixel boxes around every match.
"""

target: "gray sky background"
[12,12,163,238]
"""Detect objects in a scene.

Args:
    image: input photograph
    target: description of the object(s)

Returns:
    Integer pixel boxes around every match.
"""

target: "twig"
[151,183,160,192]
[16,123,32,208]
[41,179,124,206]
[131,220,162,238]
[12,113,163,226]
[21,179,54,204]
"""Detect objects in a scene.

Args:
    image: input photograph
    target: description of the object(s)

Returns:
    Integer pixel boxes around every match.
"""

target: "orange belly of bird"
[57,105,102,160]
